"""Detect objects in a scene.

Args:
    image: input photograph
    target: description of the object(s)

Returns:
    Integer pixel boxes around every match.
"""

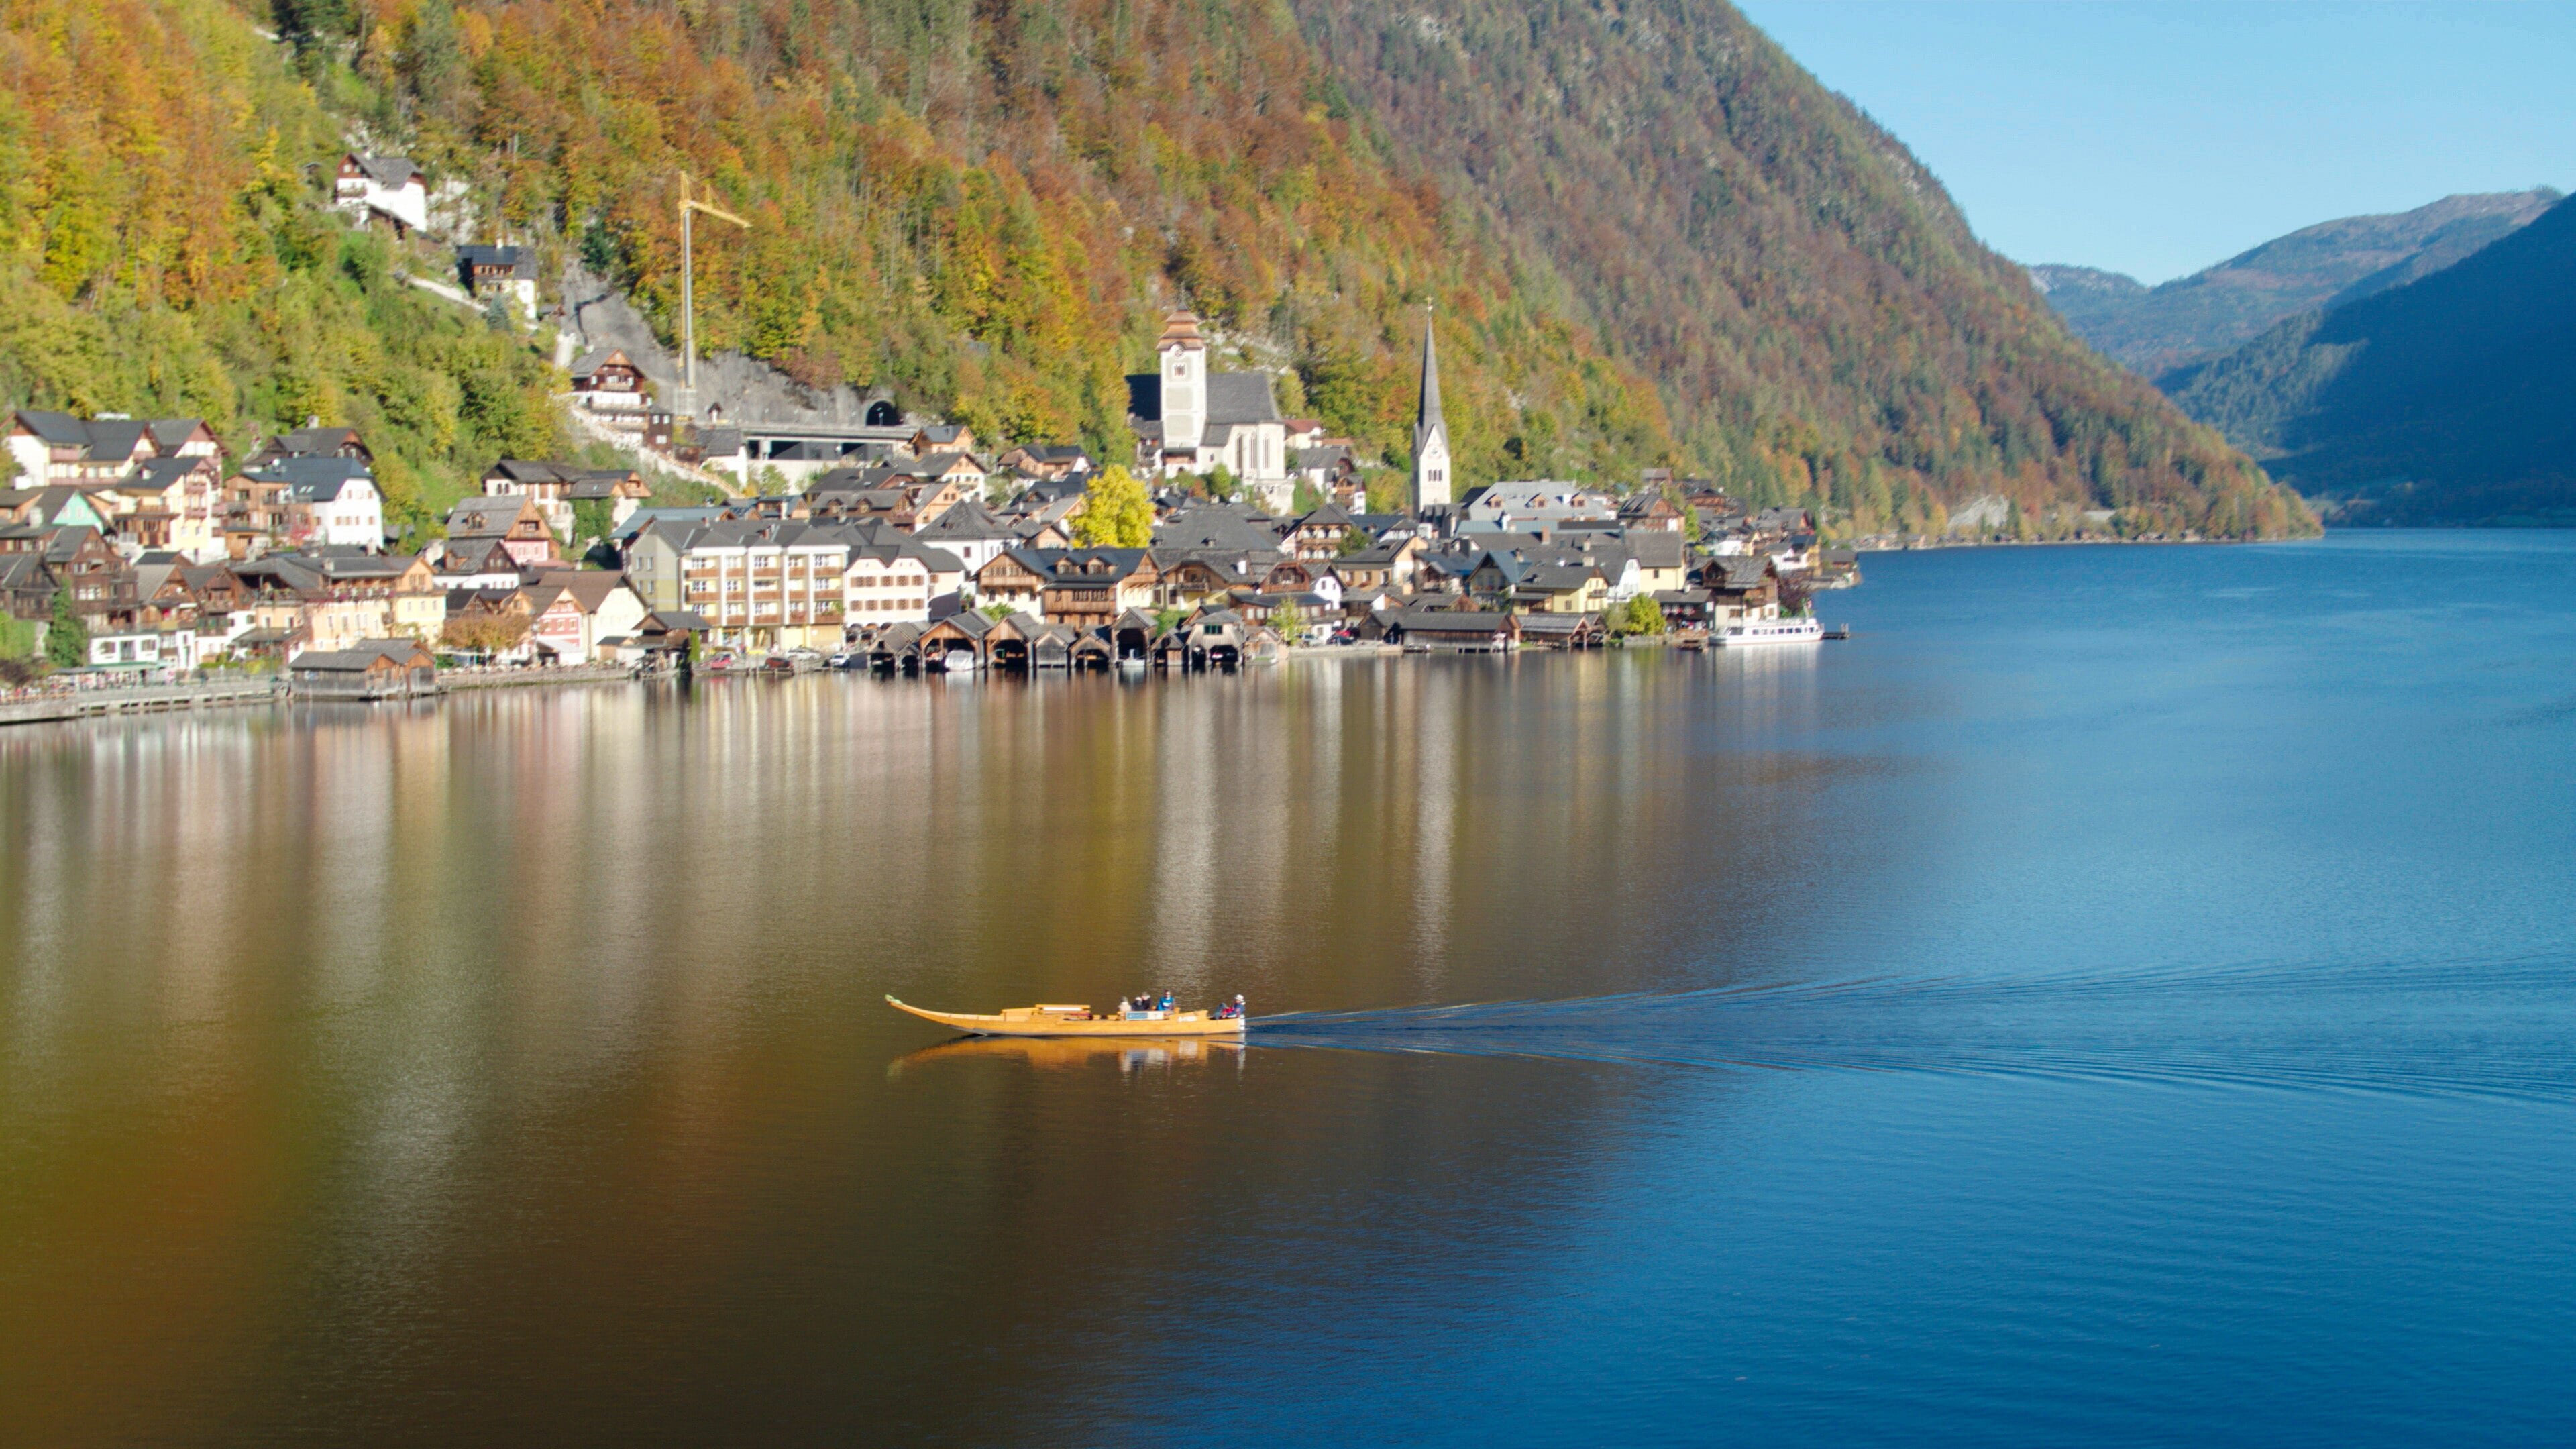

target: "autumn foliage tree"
[1071,466,1153,549]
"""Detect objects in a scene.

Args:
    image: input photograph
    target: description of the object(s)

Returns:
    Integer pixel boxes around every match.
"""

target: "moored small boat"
[885,996,1246,1038]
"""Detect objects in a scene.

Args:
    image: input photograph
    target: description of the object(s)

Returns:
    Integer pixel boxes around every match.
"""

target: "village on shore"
[3,302,1853,704]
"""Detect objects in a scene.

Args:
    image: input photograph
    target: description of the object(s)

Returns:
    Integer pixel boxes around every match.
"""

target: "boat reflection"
[889,1034,1246,1077]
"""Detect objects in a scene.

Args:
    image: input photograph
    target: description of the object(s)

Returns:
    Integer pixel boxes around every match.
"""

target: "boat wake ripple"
[1247,951,2576,1101]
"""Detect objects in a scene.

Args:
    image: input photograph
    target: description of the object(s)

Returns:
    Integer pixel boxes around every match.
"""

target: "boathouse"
[288,639,440,700]
[1381,608,1519,653]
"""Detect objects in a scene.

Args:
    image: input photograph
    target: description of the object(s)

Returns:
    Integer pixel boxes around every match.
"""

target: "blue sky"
[1734,1,2575,283]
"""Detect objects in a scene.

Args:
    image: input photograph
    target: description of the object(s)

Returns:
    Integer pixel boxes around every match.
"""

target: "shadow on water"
[1246,951,2576,1102]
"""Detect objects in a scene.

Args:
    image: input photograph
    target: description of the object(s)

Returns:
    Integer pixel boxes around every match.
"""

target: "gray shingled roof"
[913,498,1016,542]
[292,638,433,671]
[1154,506,1288,555]
[1125,370,1281,427]
[1711,556,1772,590]
[13,409,87,445]
[355,156,423,189]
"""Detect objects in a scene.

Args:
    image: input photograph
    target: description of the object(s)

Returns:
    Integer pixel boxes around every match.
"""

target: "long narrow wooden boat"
[885,996,1246,1038]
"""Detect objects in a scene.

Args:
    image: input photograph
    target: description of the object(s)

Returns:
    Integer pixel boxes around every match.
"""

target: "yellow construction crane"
[678,170,750,415]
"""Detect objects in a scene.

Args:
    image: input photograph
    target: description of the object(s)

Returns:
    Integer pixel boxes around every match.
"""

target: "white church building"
[1412,311,1453,511]
[1127,311,1295,511]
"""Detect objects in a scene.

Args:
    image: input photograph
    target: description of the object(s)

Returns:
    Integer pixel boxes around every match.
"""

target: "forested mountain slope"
[1290,0,2311,538]
[3,0,2313,538]
[0,0,563,521]
[2033,190,2559,377]
[2165,195,2576,527]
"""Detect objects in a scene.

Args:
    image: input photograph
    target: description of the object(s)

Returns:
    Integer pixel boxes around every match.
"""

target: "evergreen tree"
[45,586,88,667]
[569,497,617,555]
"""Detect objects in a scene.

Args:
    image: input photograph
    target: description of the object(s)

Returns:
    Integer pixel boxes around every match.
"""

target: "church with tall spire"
[1411,310,1452,511]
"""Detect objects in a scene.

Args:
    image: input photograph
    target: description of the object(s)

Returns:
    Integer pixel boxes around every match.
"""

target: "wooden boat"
[885,995,1246,1038]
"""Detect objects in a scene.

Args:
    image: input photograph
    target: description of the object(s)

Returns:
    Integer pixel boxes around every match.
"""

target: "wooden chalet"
[975,548,1053,610]
[455,244,533,297]
[445,495,559,568]
[907,423,978,458]
[1287,502,1362,561]
[1652,589,1714,628]
[569,350,652,413]
[1255,557,1321,595]
[1150,553,1254,611]
[250,425,374,469]
[1328,535,1421,595]
[995,443,1089,481]
[1697,555,1779,617]
[1617,492,1686,532]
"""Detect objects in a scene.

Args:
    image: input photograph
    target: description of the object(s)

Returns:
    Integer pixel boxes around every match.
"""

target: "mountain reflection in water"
[5,533,2576,1446]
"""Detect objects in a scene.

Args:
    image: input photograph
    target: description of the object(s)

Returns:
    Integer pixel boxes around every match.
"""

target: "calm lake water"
[5,532,2575,1444]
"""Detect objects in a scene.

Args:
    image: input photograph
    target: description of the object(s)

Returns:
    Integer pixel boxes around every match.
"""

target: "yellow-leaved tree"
[1072,466,1154,549]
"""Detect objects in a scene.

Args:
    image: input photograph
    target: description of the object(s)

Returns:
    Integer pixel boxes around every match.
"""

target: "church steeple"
[1411,308,1452,511]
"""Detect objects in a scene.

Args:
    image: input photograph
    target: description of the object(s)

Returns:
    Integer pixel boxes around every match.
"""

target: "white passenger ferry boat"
[1714,616,1824,647]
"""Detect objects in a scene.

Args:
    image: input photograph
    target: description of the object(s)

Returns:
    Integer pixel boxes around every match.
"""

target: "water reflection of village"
[0,649,1878,1442]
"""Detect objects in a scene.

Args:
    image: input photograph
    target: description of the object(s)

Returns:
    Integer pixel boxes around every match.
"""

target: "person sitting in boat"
[1159,991,1175,1014]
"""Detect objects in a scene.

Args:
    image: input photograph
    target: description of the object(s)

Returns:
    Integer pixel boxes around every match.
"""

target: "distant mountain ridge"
[2162,194,2576,526]
[2034,190,2561,377]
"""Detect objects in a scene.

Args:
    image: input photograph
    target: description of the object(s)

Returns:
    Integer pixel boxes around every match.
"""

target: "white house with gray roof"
[333,154,429,235]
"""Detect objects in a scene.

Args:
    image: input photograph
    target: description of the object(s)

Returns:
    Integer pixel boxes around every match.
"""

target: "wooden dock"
[0,678,284,727]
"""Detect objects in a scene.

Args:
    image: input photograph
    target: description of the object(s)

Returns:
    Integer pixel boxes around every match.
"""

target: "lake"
[4,531,2574,1444]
